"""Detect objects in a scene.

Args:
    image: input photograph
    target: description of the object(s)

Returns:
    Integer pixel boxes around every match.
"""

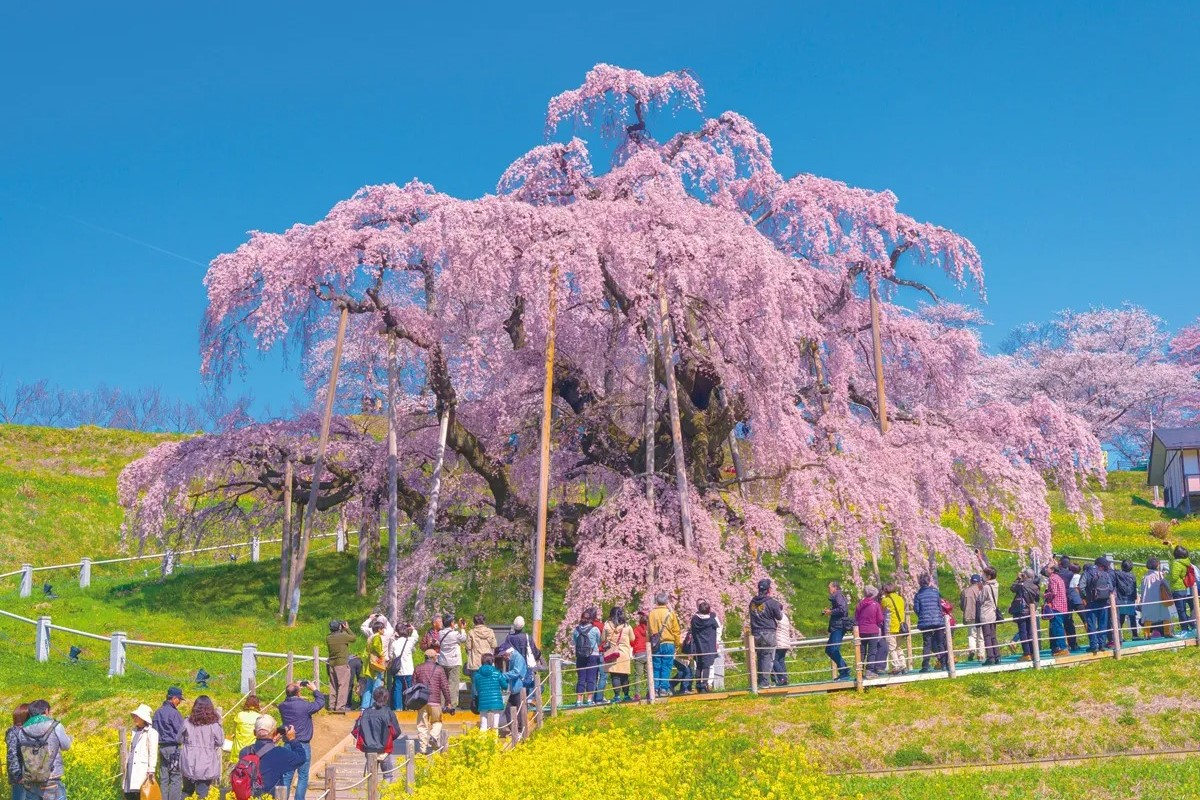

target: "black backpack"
[1089,569,1114,603]
[573,624,595,661]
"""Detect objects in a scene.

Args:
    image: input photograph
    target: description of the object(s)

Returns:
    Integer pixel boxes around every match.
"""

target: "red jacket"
[631,623,648,655]
[413,661,453,707]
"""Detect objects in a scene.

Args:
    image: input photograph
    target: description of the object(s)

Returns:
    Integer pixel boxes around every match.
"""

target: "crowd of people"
[816,545,1197,682]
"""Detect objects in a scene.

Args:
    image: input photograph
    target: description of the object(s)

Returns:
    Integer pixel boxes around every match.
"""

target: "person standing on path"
[388,623,419,711]
[152,687,186,800]
[771,607,791,687]
[1043,565,1069,655]
[912,574,946,673]
[228,695,262,765]
[572,609,602,705]
[603,607,635,702]
[276,681,326,800]
[325,620,357,712]
[748,578,783,691]
[648,594,682,696]
[465,614,497,680]
[854,586,886,678]
[470,653,506,733]
[1138,557,1172,638]
[16,699,71,800]
[362,621,388,712]
[1054,557,1081,651]
[960,575,984,662]
[823,581,852,681]
[436,615,468,712]
[413,648,453,755]
[1114,560,1141,643]
[355,687,400,785]
[179,695,222,798]
[689,601,720,692]
[881,584,908,675]
[1167,545,1195,635]
[121,704,159,800]
[978,567,1001,665]
[5,703,29,800]
[631,610,649,701]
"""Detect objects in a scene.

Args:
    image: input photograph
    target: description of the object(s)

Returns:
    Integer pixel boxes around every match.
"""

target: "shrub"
[387,727,851,800]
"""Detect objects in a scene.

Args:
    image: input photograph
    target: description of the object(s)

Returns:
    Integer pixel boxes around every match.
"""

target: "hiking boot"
[1051,649,1069,656]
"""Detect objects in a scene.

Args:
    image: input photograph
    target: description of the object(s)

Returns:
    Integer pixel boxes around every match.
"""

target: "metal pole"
[289,303,349,626]
[532,257,558,648]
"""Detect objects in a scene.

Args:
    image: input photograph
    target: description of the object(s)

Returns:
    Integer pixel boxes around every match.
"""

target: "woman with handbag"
[122,704,159,800]
[602,608,634,702]
[1139,557,1172,639]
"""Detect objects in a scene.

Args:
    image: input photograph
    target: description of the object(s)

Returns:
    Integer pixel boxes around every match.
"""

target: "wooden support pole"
[367,757,380,800]
[657,283,693,550]
[746,630,758,694]
[944,616,956,678]
[1110,594,1121,660]
[404,737,415,794]
[852,625,864,693]
[118,726,128,789]
[289,304,349,626]
[532,258,558,648]
[1030,612,1042,668]
[286,651,295,684]
[274,788,287,800]
[549,655,561,717]
[906,627,914,670]
[313,646,321,689]
[868,275,889,435]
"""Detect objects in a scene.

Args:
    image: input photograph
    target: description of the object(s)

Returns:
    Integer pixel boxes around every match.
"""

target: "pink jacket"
[855,597,885,636]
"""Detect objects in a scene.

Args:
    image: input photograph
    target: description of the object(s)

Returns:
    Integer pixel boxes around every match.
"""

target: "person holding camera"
[276,681,325,800]
[234,720,306,798]
[325,620,357,712]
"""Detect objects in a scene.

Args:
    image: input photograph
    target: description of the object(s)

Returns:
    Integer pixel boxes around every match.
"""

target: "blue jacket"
[502,650,535,695]
[471,664,506,713]
[277,690,326,744]
[912,586,944,630]
[238,739,306,790]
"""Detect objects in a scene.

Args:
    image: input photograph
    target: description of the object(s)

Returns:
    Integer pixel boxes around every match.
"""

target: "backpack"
[573,624,595,661]
[1185,564,1197,590]
[18,723,59,788]
[402,681,430,711]
[1089,569,1114,603]
[229,748,265,800]
[649,613,675,649]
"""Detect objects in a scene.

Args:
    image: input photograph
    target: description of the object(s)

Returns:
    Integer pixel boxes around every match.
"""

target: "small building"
[1147,427,1200,512]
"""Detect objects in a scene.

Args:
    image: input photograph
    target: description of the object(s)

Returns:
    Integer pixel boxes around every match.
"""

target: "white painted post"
[404,737,415,793]
[109,632,127,677]
[944,615,956,678]
[241,644,257,694]
[336,521,347,553]
[746,630,758,694]
[162,551,175,577]
[1030,612,1041,668]
[79,557,92,589]
[19,564,33,598]
[549,655,562,716]
[251,536,261,563]
[35,616,51,663]
[714,640,726,691]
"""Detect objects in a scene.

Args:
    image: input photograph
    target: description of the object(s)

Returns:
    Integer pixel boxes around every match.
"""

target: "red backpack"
[229,751,264,800]
[1185,564,1197,589]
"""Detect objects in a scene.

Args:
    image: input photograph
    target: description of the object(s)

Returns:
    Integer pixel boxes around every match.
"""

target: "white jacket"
[389,631,420,676]
[122,725,159,792]
[361,614,396,656]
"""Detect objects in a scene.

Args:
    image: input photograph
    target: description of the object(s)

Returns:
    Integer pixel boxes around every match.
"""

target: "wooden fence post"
[1030,611,1041,668]
[117,726,128,789]
[367,756,380,800]
[745,630,758,694]
[313,646,321,689]
[534,675,544,730]
[326,764,339,800]
[404,737,416,794]
[286,651,295,684]
[1110,594,1122,660]
[274,787,288,800]
[852,625,863,693]
[944,615,956,678]
[549,656,561,716]
[906,627,914,671]
[1191,583,1200,647]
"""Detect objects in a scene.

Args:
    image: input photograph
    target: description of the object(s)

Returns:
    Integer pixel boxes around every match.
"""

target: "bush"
[387,727,852,800]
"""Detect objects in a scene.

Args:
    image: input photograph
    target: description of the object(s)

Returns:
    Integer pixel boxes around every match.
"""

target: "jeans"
[575,655,599,699]
[1087,602,1110,651]
[672,659,694,692]
[863,634,886,674]
[360,676,384,711]
[391,673,412,710]
[920,627,946,670]
[1016,614,1033,657]
[1062,612,1078,650]
[280,741,311,800]
[24,785,65,800]
[12,786,28,800]
[771,647,789,686]
[1048,613,1066,652]
[753,632,776,688]
[1117,603,1138,640]
[593,662,608,703]
[825,627,850,678]
[158,744,182,800]
[1173,589,1195,632]
[364,752,395,784]
[653,643,676,693]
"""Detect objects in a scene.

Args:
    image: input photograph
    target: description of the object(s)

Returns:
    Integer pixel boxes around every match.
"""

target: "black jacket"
[748,593,783,636]
[355,707,400,753]
[1114,570,1137,604]
[827,591,850,633]
[689,614,719,658]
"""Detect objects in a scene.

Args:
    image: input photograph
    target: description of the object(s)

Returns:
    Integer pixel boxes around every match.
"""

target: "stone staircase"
[313,719,476,799]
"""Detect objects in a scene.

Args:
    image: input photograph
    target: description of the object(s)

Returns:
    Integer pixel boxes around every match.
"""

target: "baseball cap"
[167,687,184,700]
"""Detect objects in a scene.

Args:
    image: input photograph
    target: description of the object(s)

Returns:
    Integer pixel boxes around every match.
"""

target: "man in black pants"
[748,578,783,690]
[151,687,185,800]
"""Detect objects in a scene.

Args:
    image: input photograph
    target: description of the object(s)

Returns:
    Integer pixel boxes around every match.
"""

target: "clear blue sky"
[2,2,1197,415]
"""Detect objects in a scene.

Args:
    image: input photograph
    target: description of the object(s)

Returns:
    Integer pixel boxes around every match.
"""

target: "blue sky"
[2,2,1197,415]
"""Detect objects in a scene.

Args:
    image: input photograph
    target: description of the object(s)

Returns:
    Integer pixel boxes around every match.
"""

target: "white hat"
[512,616,525,630]
[131,704,153,725]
